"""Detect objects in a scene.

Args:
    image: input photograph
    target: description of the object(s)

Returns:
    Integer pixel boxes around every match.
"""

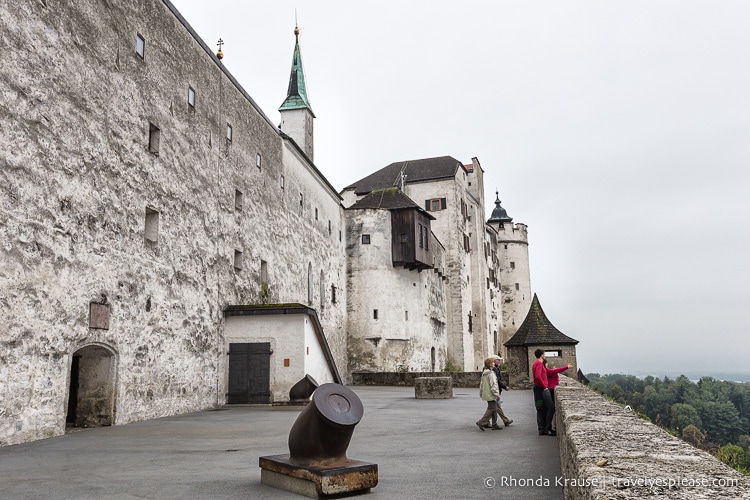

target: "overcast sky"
[169,1,750,378]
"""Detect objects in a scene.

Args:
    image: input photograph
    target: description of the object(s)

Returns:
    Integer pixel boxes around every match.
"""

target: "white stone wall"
[0,0,346,445]
[404,174,474,370]
[345,209,447,373]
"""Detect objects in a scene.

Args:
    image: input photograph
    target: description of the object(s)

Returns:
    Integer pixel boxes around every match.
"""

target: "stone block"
[414,377,452,399]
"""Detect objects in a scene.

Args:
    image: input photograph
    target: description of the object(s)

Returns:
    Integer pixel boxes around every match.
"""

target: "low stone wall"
[353,371,505,388]
[554,375,750,499]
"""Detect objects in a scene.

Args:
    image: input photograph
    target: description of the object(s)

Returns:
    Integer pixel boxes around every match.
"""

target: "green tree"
[697,400,744,444]
[671,403,702,434]
[682,424,705,448]
[717,444,745,469]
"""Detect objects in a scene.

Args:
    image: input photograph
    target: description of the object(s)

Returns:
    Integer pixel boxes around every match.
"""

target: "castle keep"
[0,0,535,446]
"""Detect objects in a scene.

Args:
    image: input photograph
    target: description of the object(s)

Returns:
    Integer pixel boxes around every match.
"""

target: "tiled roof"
[347,188,435,219]
[504,294,578,347]
[344,156,465,195]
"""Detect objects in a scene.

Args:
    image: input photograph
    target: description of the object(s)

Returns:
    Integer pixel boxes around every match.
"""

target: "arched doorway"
[66,344,117,428]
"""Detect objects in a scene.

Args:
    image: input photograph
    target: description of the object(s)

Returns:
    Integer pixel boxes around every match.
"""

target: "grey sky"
[170,1,750,377]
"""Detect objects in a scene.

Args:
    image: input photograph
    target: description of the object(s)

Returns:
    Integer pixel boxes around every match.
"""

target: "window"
[135,33,145,59]
[362,234,371,244]
[425,230,429,251]
[468,312,473,332]
[418,223,423,248]
[426,198,447,212]
[256,153,262,169]
[373,309,378,320]
[515,283,520,291]
[463,234,470,252]
[315,208,318,220]
[400,234,407,243]
[234,189,243,211]
[405,311,409,321]
[510,262,515,269]
[328,220,331,235]
[145,207,159,243]
[300,193,304,207]
[226,123,232,142]
[339,230,342,242]
[148,123,160,155]
[331,285,337,304]
[234,250,243,270]
[280,175,285,189]
[188,86,195,108]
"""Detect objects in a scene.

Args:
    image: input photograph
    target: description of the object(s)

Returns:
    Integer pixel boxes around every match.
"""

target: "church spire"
[279,24,316,161]
[279,25,315,116]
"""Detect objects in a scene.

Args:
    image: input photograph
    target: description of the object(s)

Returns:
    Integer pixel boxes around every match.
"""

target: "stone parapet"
[352,371,509,388]
[555,375,750,499]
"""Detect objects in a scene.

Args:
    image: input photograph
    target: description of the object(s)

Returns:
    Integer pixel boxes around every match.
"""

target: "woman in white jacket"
[476,358,502,430]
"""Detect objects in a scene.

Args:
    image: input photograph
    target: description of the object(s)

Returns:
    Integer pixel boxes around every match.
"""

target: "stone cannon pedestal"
[414,376,453,399]
[260,383,377,498]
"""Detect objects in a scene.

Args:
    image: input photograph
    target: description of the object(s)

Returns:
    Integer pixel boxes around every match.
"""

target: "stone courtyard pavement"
[0,386,563,499]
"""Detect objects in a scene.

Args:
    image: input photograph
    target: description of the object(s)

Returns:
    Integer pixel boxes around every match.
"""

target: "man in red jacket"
[532,349,556,436]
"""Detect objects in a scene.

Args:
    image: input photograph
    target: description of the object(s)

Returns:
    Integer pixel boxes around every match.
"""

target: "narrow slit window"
[226,123,232,142]
[256,153,262,169]
[136,33,145,59]
[280,175,285,189]
[234,250,243,270]
[510,262,515,269]
[148,123,160,155]
[144,207,159,243]
[234,189,243,211]
[188,86,196,108]
[315,208,318,220]
[373,309,378,320]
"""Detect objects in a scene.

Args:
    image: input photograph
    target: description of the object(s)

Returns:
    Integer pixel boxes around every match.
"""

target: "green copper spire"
[279,26,315,115]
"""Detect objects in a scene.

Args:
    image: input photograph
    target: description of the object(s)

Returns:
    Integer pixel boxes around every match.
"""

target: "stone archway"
[66,344,117,428]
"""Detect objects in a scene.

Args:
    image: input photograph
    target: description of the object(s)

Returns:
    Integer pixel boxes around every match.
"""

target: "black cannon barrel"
[288,383,364,462]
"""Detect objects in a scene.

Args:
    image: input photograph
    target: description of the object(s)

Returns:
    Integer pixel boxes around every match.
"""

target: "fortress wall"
[554,375,750,499]
[0,0,346,446]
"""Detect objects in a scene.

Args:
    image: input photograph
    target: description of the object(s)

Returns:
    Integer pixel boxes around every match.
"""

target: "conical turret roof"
[504,294,578,346]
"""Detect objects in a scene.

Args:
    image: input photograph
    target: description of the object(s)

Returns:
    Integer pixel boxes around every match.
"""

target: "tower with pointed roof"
[487,192,531,359]
[504,294,578,388]
[279,25,315,161]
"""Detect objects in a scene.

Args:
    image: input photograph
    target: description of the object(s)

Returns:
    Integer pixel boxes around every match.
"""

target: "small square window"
[256,153,262,169]
[362,234,371,244]
[188,86,195,108]
[226,123,232,142]
[280,175,285,189]
[136,33,145,59]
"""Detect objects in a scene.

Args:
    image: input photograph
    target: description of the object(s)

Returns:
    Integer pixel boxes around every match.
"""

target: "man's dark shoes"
[547,430,557,436]
[490,424,503,430]
[505,420,513,426]
[476,422,485,431]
